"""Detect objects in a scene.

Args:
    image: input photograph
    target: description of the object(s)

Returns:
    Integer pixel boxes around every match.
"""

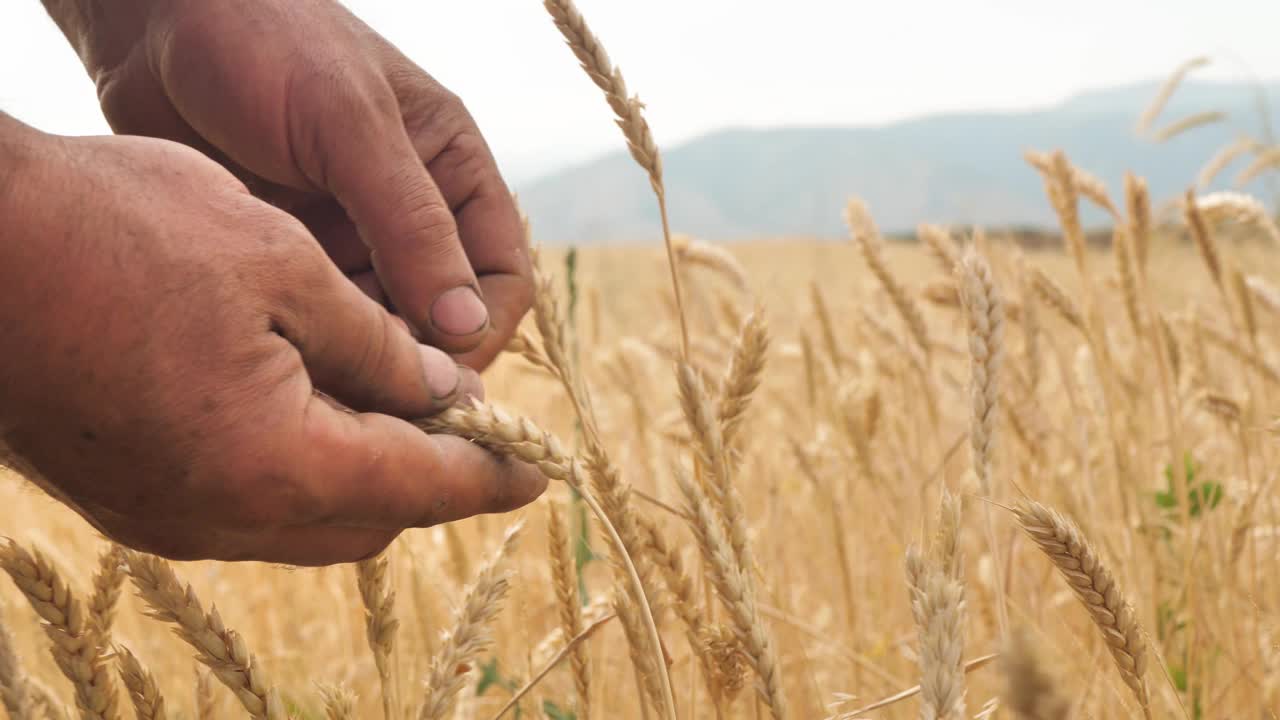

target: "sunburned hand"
[48,0,531,369]
[0,122,546,565]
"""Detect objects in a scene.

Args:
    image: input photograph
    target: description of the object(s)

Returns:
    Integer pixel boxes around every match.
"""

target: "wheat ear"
[355,552,399,720]
[1196,191,1280,245]
[1153,111,1228,142]
[958,248,1010,639]
[193,667,217,720]
[419,523,521,720]
[905,546,967,720]
[1136,56,1210,134]
[541,0,690,356]
[548,502,591,720]
[0,541,121,720]
[718,310,770,447]
[416,399,673,720]
[123,551,284,720]
[676,466,788,719]
[1124,172,1152,276]
[115,646,167,720]
[1028,266,1085,332]
[87,545,125,649]
[1113,226,1143,337]
[846,198,931,357]
[1236,144,1280,185]
[919,224,962,275]
[318,684,356,720]
[1183,189,1223,290]
[1013,501,1151,718]
[1199,136,1260,188]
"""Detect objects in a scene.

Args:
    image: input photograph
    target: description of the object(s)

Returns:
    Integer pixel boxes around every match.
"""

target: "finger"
[413,113,533,372]
[229,525,399,566]
[317,105,489,354]
[271,239,467,417]
[295,399,547,531]
[349,271,387,305]
[454,273,533,370]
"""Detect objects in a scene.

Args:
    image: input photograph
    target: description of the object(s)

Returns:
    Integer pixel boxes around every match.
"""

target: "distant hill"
[516,80,1280,243]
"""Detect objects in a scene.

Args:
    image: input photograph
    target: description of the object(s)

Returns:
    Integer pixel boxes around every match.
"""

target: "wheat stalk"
[1013,501,1151,718]
[419,523,521,720]
[123,551,284,720]
[0,540,121,720]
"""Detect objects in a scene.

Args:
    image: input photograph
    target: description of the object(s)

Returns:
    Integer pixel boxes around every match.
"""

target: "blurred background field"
[2,1,1280,719]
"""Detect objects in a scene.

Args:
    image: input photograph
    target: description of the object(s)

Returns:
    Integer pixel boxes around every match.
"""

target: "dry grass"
[0,11,1279,720]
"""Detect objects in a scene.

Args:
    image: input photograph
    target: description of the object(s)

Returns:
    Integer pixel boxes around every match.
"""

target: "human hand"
[0,122,546,564]
[50,0,531,369]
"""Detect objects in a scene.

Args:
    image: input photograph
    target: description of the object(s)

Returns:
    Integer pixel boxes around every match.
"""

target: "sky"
[2,1,1279,185]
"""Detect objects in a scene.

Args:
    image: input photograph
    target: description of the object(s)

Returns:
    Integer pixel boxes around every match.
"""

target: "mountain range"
[515,80,1280,243]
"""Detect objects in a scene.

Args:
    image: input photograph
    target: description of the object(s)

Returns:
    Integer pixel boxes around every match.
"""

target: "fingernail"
[420,345,461,399]
[430,286,489,337]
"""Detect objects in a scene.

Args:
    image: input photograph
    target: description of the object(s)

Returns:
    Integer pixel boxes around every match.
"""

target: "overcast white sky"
[2,1,1279,184]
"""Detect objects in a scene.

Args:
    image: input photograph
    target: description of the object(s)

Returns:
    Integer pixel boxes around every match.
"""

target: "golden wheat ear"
[1013,501,1152,719]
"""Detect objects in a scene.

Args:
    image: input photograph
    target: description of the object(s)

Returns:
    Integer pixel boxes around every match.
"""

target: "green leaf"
[543,700,577,720]
[476,657,503,696]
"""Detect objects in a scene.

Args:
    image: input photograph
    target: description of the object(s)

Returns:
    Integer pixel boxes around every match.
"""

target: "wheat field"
[2,1,1280,719]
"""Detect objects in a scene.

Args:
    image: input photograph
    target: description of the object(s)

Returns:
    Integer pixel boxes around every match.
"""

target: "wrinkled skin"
[0,1,544,564]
